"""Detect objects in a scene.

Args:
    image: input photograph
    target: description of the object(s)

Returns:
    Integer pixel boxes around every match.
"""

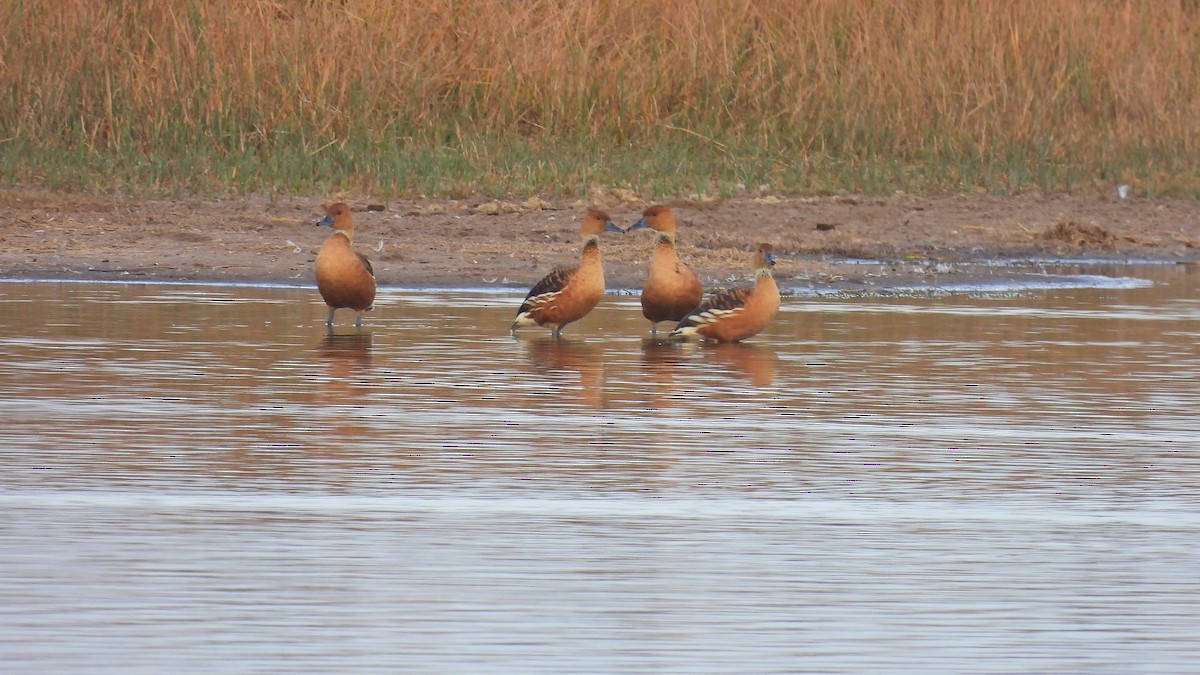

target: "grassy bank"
[2,0,1199,198]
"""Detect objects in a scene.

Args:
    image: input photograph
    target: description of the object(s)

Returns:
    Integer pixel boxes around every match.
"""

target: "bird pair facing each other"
[512,205,780,343]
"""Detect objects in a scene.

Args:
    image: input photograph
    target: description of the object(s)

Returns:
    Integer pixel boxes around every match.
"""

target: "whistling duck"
[627,205,703,335]
[315,203,376,328]
[669,243,780,343]
[511,209,623,337]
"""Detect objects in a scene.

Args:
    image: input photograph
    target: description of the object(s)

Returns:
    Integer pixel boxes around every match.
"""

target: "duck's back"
[674,275,779,343]
[518,246,605,326]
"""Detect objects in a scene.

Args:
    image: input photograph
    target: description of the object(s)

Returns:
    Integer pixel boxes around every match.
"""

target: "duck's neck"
[652,233,678,264]
[580,237,602,264]
[333,229,353,243]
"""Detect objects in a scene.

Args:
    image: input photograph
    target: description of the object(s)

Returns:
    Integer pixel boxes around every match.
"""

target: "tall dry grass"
[2,0,1199,195]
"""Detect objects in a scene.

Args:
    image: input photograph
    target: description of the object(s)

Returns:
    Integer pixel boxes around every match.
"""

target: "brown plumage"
[627,205,703,335]
[315,202,376,329]
[511,209,624,337]
[670,243,780,343]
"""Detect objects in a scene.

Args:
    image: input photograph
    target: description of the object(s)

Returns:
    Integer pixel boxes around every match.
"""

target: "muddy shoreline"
[2,190,1198,290]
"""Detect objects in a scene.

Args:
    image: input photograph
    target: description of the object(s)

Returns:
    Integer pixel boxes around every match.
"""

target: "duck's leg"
[354,312,363,329]
[650,323,658,336]
[326,307,336,327]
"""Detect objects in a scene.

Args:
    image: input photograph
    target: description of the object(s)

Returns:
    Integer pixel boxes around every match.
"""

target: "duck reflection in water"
[319,331,373,365]
[519,336,607,408]
[317,332,373,402]
[642,339,777,390]
[637,338,696,407]
[704,342,778,386]
[640,337,690,377]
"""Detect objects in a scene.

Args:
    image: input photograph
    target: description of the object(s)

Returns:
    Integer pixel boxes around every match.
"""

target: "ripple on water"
[1,266,1198,672]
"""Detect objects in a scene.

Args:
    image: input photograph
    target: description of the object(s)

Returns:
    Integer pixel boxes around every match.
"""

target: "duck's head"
[581,209,624,238]
[626,204,676,236]
[755,243,777,270]
[317,203,354,237]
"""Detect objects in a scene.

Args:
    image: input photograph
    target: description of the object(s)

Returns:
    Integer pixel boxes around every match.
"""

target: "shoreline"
[2,190,1198,290]
[0,257,1179,297]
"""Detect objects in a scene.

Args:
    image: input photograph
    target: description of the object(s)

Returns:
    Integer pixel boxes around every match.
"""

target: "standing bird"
[315,203,376,329]
[669,243,780,343]
[511,209,624,337]
[626,205,703,335]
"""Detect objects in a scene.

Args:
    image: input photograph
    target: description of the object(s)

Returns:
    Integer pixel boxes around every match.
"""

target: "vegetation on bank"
[2,0,1198,198]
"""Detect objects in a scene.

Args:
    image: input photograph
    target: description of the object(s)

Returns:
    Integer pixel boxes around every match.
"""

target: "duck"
[669,243,780,343]
[511,209,624,337]
[626,205,703,335]
[315,202,376,329]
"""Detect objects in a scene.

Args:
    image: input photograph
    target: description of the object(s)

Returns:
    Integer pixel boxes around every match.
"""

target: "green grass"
[4,129,1195,199]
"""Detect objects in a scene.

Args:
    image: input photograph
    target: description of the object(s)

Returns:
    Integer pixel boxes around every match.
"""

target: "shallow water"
[1,264,1199,673]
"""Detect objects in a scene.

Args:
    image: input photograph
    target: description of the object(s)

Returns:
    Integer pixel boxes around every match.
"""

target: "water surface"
[1,264,1198,672]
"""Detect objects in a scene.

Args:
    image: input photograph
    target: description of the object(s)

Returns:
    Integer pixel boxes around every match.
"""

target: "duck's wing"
[676,286,752,329]
[518,266,575,313]
[355,252,375,278]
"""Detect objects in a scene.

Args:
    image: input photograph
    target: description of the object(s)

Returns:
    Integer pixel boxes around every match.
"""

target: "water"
[1,264,1198,673]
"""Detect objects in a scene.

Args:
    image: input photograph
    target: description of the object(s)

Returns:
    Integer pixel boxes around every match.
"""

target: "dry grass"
[2,0,1199,196]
